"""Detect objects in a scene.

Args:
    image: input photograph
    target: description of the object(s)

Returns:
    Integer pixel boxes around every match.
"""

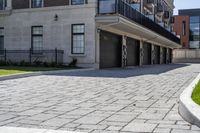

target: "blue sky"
[174,0,200,15]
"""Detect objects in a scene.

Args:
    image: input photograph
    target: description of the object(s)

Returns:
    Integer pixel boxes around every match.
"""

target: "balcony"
[97,0,180,46]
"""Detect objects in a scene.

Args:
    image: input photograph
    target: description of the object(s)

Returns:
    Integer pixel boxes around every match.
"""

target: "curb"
[179,73,200,127]
[0,68,94,81]
[0,126,83,133]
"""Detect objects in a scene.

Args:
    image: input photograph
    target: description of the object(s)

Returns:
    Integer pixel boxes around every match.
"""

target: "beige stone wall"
[0,3,97,66]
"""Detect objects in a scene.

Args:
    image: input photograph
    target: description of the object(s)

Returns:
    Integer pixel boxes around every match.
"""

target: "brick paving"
[0,64,200,133]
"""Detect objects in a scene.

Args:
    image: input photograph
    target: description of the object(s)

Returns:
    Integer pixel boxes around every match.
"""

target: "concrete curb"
[179,73,200,127]
[0,68,94,81]
[0,126,83,133]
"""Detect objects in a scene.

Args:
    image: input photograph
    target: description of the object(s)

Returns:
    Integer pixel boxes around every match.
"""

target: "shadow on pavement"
[47,63,190,78]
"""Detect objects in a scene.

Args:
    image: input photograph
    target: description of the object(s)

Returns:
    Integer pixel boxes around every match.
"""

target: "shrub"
[68,58,77,67]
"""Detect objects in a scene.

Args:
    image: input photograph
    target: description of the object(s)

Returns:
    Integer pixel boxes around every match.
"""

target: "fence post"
[55,48,58,65]
[29,48,32,64]
[4,48,6,63]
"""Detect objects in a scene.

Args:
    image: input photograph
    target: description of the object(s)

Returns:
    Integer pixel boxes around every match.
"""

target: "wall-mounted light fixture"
[54,14,58,21]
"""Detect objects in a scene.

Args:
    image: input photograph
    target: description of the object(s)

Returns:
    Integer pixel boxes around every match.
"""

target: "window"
[182,21,186,36]
[0,28,4,55]
[31,0,43,8]
[71,0,85,5]
[31,26,43,52]
[189,16,200,48]
[72,24,85,54]
[190,16,199,23]
[0,0,6,10]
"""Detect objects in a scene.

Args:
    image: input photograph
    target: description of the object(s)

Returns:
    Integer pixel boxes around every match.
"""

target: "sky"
[174,0,200,15]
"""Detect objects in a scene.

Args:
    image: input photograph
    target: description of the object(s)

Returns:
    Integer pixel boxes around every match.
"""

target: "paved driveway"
[0,64,200,133]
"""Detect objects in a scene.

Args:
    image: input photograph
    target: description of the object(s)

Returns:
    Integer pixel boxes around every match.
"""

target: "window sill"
[69,54,86,57]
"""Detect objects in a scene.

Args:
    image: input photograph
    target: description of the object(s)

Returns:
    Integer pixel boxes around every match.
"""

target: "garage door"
[100,31,122,68]
[162,47,167,64]
[126,37,140,66]
[143,43,151,65]
[169,48,172,63]
[154,45,160,64]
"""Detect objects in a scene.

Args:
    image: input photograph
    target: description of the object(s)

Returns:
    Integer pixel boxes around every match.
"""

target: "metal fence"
[98,0,180,44]
[0,48,64,65]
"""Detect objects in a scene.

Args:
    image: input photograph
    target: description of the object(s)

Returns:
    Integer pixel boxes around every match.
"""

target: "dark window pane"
[32,0,43,8]
[190,16,199,23]
[190,23,200,36]
[99,0,116,13]
[0,0,5,10]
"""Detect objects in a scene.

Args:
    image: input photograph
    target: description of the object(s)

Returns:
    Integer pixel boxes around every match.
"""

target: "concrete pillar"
[139,40,143,66]
[94,28,100,69]
[6,0,12,10]
[122,35,127,68]
[151,44,154,65]
[166,48,169,64]
[140,0,144,14]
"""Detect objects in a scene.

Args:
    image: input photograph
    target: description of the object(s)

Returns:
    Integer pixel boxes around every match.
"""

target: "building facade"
[0,0,180,68]
[173,9,200,49]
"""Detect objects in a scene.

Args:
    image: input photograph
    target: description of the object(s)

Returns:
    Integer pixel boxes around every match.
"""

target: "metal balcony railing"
[97,0,180,44]
[146,0,154,4]
[156,3,164,13]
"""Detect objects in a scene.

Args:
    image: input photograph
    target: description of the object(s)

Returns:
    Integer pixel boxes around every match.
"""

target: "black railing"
[0,48,64,65]
[98,0,180,44]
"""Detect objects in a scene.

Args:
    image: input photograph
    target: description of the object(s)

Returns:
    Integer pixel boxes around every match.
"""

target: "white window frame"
[71,24,85,54]
[31,26,43,53]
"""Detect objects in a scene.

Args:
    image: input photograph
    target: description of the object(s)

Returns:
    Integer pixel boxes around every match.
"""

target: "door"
[169,48,172,63]
[126,37,140,66]
[162,47,167,64]
[100,31,122,68]
[154,45,160,64]
[143,43,151,65]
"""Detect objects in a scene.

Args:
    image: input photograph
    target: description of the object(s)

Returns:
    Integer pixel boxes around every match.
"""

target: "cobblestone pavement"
[0,64,200,133]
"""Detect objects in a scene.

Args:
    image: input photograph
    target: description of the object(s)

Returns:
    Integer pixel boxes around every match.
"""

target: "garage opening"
[154,45,160,64]
[100,31,122,68]
[162,47,167,64]
[143,43,152,65]
[126,37,140,66]
[169,48,172,63]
